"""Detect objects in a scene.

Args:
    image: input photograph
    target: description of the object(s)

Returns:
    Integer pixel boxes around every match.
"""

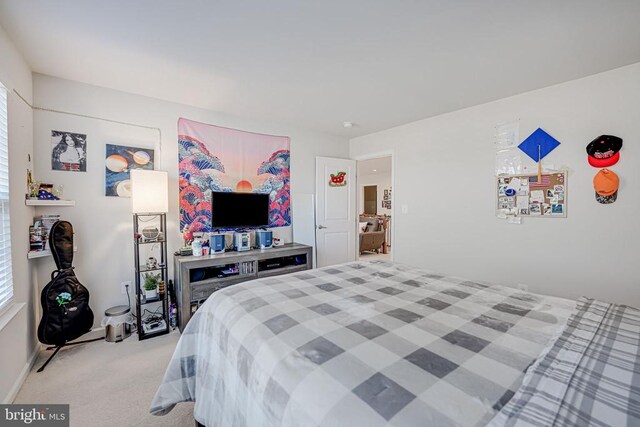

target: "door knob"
[317,225,327,229]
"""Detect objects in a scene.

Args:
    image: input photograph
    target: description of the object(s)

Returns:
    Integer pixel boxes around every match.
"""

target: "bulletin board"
[496,172,567,218]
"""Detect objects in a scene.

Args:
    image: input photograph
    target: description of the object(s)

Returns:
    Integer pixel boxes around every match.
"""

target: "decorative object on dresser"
[191,236,203,256]
[174,243,312,331]
[233,231,251,251]
[255,229,273,249]
[131,170,170,340]
[209,233,226,254]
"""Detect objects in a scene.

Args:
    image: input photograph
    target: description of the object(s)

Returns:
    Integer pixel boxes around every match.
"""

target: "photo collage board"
[496,172,567,218]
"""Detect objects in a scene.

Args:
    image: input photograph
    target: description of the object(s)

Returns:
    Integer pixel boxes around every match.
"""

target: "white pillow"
[359,221,368,232]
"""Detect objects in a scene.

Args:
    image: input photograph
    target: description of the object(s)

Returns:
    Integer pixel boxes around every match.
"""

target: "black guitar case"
[37,221,94,346]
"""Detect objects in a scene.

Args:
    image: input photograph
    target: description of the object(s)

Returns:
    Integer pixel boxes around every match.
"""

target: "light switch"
[401,204,409,214]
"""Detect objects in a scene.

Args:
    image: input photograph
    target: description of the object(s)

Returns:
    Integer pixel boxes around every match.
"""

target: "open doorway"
[356,156,392,261]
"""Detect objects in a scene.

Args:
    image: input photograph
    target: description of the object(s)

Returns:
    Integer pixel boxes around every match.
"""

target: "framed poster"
[105,144,154,197]
[51,130,87,172]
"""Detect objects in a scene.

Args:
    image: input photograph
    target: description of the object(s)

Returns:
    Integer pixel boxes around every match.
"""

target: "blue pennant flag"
[517,128,560,162]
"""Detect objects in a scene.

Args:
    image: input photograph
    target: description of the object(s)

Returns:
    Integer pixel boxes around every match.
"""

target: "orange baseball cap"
[593,169,619,204]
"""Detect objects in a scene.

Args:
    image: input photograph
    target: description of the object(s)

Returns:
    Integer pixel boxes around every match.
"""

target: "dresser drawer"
[191,277,248,300]
[191,283,219,300]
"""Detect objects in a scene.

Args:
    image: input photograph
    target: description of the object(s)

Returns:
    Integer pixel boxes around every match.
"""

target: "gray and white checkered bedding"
[489,297,640,427]
[150,261,574,426]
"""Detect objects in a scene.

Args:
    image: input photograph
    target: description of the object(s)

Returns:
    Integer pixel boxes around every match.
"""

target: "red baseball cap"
[586,135,622,168]
[588,151,620,168]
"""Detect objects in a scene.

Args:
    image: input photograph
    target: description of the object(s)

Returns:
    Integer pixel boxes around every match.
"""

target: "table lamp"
[131,170,168,213]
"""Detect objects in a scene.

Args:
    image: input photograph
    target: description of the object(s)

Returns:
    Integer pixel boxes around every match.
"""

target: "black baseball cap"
[586,135,622,168]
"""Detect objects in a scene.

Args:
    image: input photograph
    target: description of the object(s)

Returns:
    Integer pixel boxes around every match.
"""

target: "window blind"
[0,84,13,313]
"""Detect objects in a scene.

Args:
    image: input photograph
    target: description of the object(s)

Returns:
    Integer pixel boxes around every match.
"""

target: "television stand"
[174,243,312,332]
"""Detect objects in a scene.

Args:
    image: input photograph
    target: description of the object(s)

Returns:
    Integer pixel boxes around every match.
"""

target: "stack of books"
[38,214,60,233]
[29,215,60,252]
[29,226,47,252]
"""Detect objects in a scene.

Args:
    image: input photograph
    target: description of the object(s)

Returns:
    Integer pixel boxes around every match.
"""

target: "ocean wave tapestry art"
[178,118,291,233]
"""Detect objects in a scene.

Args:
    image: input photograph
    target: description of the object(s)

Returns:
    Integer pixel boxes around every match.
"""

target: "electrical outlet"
[121,281,132,294]
[517,283,528,292]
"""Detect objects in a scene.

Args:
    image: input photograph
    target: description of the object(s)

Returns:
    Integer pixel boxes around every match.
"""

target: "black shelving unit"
[133,213,169,340]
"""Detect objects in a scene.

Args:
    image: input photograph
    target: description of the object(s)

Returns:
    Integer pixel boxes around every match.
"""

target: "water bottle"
[192,237,203,256]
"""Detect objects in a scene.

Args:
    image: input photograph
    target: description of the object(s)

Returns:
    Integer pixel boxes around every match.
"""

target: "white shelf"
[25,199,75,207]
[27,247,78,259]
[27,198,77,259]
[27,250,52,259]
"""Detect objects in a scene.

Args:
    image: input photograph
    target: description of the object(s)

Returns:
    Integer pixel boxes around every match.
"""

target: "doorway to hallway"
[356,156,392,262]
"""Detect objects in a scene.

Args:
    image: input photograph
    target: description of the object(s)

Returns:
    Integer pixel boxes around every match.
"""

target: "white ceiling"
[1,1,639,137]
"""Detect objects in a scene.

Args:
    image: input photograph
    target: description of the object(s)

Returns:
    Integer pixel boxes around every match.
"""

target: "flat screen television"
[211,191,270,229]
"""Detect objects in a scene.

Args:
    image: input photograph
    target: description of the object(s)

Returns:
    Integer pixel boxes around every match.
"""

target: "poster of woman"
[51,130,87,172]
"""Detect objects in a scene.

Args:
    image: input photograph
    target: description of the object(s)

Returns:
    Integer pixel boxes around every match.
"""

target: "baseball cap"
[586,135,622,168]
[593,169,619,204]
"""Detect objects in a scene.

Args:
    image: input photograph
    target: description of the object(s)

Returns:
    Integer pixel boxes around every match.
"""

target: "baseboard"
[3,346,39,404]
[2,327,105,404]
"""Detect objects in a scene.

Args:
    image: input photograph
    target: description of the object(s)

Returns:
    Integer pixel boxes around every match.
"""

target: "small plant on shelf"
[143,272,160,299]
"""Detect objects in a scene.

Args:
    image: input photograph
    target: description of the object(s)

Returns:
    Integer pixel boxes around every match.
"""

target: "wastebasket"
[102,305,133,342]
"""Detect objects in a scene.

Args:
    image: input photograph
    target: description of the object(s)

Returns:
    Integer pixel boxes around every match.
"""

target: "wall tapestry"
[51,130,87,172]
[105,144,155,197]
[178,118,290,232]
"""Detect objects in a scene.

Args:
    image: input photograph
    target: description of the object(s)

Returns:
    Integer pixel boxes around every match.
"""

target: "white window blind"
[0,84,13,313]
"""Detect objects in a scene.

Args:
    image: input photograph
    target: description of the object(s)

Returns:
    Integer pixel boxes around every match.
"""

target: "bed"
[150,261,639,426]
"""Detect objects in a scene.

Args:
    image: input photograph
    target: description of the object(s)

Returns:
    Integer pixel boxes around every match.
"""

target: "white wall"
[32,74,349,328]
[351,62,640,308]
[357,172,392,216]
[0,25,37,402]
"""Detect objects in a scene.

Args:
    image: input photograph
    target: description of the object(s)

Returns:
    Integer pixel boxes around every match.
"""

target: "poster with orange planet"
[178,118,290,232]
[105,144,154,197]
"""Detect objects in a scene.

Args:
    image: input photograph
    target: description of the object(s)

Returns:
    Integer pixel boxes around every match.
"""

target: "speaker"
[255,230,273,249]
[234,232,251,252]
[210,234,225,254]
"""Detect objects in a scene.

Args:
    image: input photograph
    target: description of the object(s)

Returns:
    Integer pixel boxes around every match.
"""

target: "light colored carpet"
[359,251,392,261]
[14,331,194,427]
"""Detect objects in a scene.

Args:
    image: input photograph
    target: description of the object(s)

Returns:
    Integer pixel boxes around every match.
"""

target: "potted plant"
[143,273,160,299]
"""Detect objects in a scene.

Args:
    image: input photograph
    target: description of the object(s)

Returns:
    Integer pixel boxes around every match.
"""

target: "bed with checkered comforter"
[489,297,640,427]
[150,261,576,426]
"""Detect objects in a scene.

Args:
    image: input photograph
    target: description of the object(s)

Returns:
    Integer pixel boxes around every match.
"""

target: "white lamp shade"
[131,170,168,213]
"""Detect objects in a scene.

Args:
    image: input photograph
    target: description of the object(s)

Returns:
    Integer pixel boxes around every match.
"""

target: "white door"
[315,157,357,267]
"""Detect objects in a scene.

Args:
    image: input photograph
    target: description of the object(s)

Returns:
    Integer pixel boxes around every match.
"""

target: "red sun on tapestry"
[236,180,253,192]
